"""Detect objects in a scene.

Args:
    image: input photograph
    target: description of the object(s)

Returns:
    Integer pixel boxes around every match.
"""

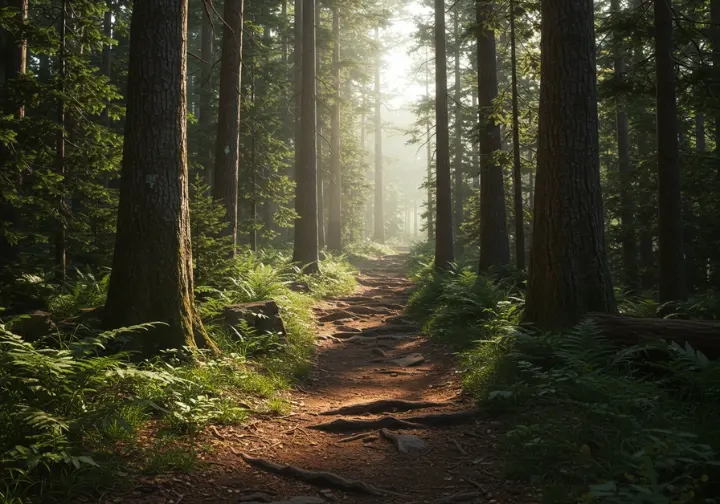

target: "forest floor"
[116,254,537,504]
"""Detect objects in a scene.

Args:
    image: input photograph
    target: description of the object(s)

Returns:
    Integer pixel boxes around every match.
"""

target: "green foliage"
[345,240,397,260]
[407,249,522,347]
[463,322,720,504]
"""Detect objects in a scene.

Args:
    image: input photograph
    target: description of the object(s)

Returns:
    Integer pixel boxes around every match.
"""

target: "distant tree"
[199,0,215,187]
[373,27,385,244]
[293,0,319,272]
[434,0,454,270]
[104,0,215,352]
[476,0,509,272]
[509,0,524,270]
[654,0,686,302]
[0,0,27,265]
[327,6,342,252]
[525,0,616,328]
[214,0,244,254]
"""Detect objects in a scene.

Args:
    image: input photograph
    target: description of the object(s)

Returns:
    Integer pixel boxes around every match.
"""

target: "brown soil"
[117,255,537,504]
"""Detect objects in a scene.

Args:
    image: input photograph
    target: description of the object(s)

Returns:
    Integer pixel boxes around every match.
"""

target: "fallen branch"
[337,432,375,443]
[436,492,483,503]
[235,452,405,497]
[451,438,467,455]
[320,399,452,416]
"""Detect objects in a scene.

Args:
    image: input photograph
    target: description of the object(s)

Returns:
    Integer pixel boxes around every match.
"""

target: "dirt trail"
[125,255,536,504]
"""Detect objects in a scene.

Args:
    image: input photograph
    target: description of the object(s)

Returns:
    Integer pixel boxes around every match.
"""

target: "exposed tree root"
[310,416,426,432]
[235,452,404,496]
[311,410,481,433]
[320,399,451,416]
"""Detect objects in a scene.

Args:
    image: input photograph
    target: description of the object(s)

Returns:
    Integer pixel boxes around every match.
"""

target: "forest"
[2,0,720,502]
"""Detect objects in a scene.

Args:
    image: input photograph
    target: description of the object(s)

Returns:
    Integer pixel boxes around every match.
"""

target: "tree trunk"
[373,27,385,244]
[509,0,524,270]
[293,0,302,184]
[524,0,616,329]
[200,0,215,188]
[476,0,509,271]
[611,0,638,292]
[213,0,244,254]
[712,0,720,159]
[434,0,454,270]
[104,0,213,353]
[452,10,463,240]
[327,7,342,252]
[316,4,325,250]
[426,45,435,240]
[55,0,67,281]
[0,0,28,265]
[293,0,319,272]
[654,0,686,301]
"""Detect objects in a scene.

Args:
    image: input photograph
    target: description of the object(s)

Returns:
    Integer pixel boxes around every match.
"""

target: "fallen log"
[587,313,720,358]
[320,399,452,416]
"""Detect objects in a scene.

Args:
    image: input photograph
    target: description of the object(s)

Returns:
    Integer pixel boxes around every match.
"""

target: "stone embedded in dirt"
[220,301,287,338]
[333,332,361,339]
[363,325,418,335]
[332,318,355,325]
[318,310,355,322]
[380,428,427,454]
[371,348,387,358]
[387,353,425,367]
[240,492,274,503]
[336,325,361,333]
[384,315,414,325]
[345,305,391,316]
[289,281,310,293]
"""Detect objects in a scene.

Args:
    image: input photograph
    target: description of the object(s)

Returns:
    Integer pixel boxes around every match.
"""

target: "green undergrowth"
[406,243,720,504]
[344,240,397,260]
[0,250,356,503]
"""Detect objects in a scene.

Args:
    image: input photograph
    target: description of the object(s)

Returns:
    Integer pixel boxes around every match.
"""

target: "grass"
[405,242,720,504]
[0,248,357,503]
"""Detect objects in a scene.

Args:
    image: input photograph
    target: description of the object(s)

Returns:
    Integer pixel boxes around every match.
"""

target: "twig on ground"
[451,438,467,455]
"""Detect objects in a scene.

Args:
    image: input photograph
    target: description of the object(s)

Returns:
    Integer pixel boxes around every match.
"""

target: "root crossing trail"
[126,255,536,504]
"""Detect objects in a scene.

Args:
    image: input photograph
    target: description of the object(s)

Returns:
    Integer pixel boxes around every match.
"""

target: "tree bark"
[426,45,434,240]
[524,0,616,329]
[509,0,524,270]
[654,0,686,301]
[452,9,463,240]
[199,0,215,188]
[587,313,720,359]
[293,0,302,184]
[611,0,638,292]
[373,27,385,244]
[213,0,244,254]
[55,0,67,281]
[327,7,342,252]
[293,0,319,272]
[476,0,509,271]
[434,0,454,270]
[0,0,27,264]
[712,0,720,159]
[316,4,325,250]
[104,0,213,353]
